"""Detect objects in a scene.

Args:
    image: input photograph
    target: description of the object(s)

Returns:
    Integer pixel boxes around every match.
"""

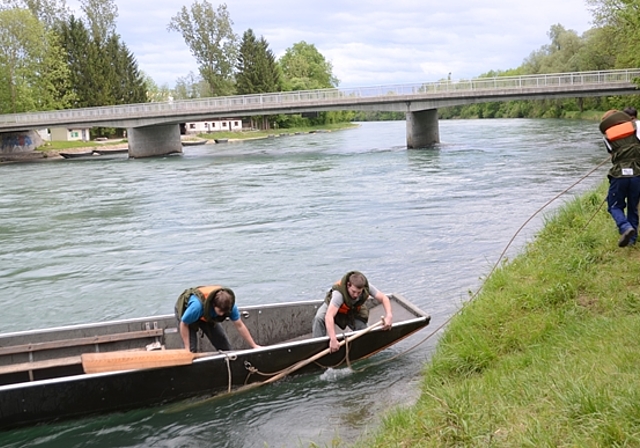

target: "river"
[0,119,608,447]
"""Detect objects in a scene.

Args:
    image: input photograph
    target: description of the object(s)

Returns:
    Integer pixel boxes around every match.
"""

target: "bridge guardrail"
[1,68,639,126]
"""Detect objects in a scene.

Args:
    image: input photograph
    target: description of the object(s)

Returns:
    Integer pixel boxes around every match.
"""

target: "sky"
[66,0,594,89]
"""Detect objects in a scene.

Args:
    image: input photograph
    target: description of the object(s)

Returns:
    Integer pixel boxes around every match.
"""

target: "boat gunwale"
[0,295,427,340]
[0,299,328,340]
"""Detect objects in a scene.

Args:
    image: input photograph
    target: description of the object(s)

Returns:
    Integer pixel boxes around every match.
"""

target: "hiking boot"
[618,227,637,247]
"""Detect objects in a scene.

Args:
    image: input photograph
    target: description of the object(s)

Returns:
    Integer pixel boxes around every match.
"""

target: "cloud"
[66,0,594,88]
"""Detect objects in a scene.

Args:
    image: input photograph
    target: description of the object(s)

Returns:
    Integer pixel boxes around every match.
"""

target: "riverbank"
[358,181,640,447]
[0,123,358,164]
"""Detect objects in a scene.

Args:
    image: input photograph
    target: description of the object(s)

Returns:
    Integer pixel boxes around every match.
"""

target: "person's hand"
[382,315,393,330]
[329,337,340,353]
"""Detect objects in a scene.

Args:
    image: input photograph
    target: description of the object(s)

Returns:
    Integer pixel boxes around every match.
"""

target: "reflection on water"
[0,119,607,447]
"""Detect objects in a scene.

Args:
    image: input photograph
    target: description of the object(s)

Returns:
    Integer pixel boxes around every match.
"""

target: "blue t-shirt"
[181,295,240,324]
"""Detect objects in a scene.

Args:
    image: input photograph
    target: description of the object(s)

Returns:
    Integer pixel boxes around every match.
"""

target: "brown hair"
[348,272,367,288]
[213,290,234,314]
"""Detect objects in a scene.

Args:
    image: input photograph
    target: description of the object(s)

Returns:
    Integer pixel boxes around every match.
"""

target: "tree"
[172,71,212,99]
[236,29,282,95]
[276,41,342,128]
[55,11,147,112]
[167,1,238,96]
[278,41,338,91]
[521,24,585,74]
[235,29,282,130]
[1,0,69,28]
[572,26,617,71]
[103,34,147,104]
[56,15,93,107]
[142,72,172,102]
[0,8,73,113]
[80,0,117,42]
[586,0,640,67]
[37,29,75,110]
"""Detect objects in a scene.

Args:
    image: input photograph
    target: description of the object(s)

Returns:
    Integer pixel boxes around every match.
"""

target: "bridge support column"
[406,109,439,148]
[127,124,182,158]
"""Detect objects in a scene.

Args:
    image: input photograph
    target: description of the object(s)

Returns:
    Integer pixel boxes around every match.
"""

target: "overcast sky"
[66,0,594,89]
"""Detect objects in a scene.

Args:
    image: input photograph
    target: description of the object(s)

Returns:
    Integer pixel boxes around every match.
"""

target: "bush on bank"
[358,182,640,447]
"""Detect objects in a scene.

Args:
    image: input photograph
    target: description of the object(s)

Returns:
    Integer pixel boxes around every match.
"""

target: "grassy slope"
[358,181,640,447]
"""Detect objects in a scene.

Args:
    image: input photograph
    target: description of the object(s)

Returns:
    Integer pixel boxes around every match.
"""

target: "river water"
[0,119,608,447]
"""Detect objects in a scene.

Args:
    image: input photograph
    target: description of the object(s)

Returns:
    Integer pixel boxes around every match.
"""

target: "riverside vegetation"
[356,181,640,447]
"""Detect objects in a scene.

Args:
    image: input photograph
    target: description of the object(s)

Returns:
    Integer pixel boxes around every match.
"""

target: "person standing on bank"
[599,109,640,247]
[175,285,260,352]
[312,271,393,353]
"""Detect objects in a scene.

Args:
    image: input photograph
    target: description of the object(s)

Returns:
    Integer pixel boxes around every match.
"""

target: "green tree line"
[0,0,146,137]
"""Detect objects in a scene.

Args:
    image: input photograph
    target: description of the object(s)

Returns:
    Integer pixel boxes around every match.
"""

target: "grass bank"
[563,110,608,121]
[357,181,640,447]
[38,139,127,151]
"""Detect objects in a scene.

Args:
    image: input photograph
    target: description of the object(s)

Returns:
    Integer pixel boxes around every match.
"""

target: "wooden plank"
[0,328,165,357]
[81,350,214,374]
[0,356,82,375]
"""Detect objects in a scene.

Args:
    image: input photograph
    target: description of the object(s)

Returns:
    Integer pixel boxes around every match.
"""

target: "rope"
[242,327,371,384]
[242,360,285,384]
[221,352,237,393]
[351,156,611,374]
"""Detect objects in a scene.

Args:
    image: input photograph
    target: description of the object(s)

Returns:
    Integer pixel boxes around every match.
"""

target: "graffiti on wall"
[0,133,37,153]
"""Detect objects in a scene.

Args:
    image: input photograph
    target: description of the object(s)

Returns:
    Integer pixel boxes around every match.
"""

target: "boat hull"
[0,295,429,430]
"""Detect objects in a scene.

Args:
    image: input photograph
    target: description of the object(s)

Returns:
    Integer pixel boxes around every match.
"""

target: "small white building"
[184,119,242,134]
[50,127,91,142]
[36,129,51,141]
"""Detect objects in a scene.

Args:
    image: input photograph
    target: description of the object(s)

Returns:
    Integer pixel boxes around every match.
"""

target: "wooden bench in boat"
[0,356,82,375]
[0,328,166,379]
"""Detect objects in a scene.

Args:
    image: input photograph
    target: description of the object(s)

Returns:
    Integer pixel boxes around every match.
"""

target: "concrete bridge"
[1,68,639,157]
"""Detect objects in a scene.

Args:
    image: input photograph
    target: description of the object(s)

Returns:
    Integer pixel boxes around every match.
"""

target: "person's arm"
[228,304,260,349]
[179,321,191,351]
[179,296,202,352]
[325,303,341,352]
[233,319,261,348]
[373,290,393,330]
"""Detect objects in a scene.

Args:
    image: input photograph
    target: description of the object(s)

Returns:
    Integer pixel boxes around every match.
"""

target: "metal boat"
[0,294,429,430]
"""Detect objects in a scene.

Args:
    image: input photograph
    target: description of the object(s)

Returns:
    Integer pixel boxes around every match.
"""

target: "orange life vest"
[605,121,636,141]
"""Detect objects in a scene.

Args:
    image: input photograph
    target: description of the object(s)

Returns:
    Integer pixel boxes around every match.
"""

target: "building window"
[189,124,196,129]
[71,131,79,138]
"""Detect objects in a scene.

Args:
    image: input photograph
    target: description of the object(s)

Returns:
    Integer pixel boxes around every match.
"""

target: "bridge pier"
[127,124,182,158]
[406,109,439,148]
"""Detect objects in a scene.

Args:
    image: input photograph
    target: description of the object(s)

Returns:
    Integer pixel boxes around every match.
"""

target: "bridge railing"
[1,68,639,126]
